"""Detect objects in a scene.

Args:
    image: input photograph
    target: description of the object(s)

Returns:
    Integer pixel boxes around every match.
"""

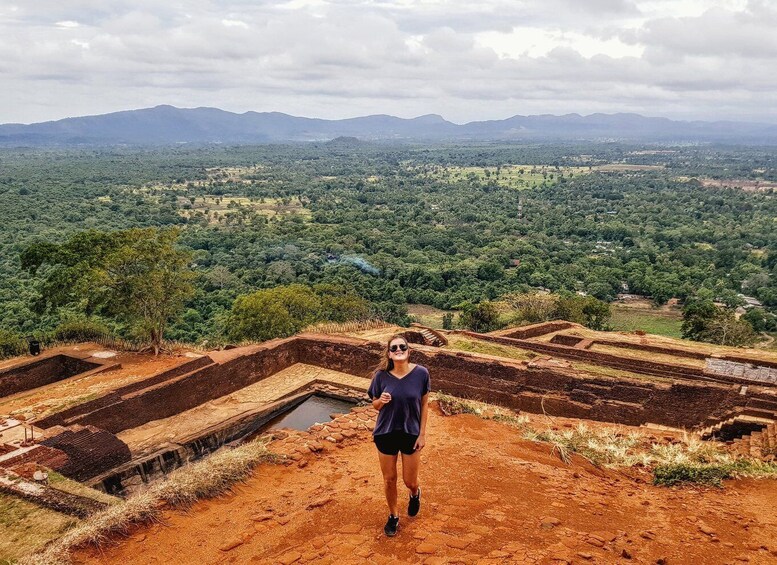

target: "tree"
[22,228,194,354]
[502,292,558,323]
[555,294,611,330]
[681,291,718,341]
[682,292,757,346]
[458,301,502,333]
[742,309,777,333]
[699,310,757,346]
[228,284,320,342]
[313,284,370,322]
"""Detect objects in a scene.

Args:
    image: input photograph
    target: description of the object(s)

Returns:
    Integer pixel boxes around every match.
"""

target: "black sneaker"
[384,514,399,537]
[408,487,421,517]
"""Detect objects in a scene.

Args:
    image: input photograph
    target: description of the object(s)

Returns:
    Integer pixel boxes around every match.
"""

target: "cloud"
[2,0,777,124]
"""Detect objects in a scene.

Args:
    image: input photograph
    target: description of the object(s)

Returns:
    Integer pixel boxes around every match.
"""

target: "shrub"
[52,319,111,342]
[458,301,503,332]
[653,463,733,487]
[0,329,26,359]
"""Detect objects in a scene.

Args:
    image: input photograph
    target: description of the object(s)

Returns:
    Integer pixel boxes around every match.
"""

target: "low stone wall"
[0,354,108,398]
[550,334,585,347]
[591,339,709,360]
[706,358,777,386]
[466,331,709,381]
[0,470,108,518]
[493,321,576,340]
[296,334,382,377]
[61,339,299,434]
[36,355,214,428]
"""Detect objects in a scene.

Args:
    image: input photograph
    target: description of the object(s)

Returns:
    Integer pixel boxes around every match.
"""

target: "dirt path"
[75,408,777,565]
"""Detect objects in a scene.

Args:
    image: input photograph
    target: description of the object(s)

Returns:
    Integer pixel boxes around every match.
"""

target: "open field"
[176,195,311,224]
[609,303,683,338]
[674,176,777,193]
[595,164,665,172]
[408,164,590,189]
[141,165,267,192]
[407,304,456,328]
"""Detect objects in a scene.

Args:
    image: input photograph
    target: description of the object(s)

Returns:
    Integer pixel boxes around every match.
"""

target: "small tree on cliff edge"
[22,228,194,354]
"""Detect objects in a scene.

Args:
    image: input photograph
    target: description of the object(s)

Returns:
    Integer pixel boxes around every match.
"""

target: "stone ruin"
[0,321,775,500]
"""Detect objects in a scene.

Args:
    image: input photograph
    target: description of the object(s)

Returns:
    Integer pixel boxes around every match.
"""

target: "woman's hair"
[373,333,409,376]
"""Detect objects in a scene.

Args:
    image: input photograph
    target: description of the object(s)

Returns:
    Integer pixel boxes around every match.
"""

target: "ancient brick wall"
[296,334,382,377]
[40,425,131,482]
[401,346,746,428]
[68,339,298,433]
[467,332,708,381]
[36,355,214,429]
[0,445,70,471]
[718,355,777,370]
[550,334,585,347]
[493,321,576,339]
[30,333,777,453]
[292,335,773,429]
[591,339,709,360]
[0,354,102,397]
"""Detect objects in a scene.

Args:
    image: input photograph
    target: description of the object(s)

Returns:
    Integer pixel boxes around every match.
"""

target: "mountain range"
[2,105,777,146]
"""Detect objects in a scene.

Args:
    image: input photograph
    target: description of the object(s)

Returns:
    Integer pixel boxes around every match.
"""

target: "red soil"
[74,406,777,565]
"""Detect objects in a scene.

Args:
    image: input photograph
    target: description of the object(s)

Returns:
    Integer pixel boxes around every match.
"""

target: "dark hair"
[372,334,409,376]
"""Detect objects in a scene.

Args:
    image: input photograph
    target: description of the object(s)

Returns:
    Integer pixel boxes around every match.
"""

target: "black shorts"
[374,431,419,456]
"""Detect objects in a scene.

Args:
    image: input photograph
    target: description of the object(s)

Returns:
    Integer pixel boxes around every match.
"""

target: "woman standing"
[368,334,430,537]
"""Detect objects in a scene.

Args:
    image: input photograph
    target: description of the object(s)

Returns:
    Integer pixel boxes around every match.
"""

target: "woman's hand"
[373,392,391,410]
[414,433,426,451]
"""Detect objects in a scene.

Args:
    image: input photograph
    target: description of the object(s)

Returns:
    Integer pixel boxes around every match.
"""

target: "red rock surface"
[74,405,777,565]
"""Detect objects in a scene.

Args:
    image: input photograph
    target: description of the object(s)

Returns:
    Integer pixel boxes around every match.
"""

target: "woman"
[367,334,430,537]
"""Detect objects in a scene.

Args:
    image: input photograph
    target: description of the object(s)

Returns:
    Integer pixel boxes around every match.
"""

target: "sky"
[2,0,776,125]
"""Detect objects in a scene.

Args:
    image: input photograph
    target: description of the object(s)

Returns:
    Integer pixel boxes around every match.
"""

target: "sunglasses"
[389,344,408,353]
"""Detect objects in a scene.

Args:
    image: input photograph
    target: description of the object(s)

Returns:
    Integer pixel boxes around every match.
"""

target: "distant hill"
[2,105,776,146]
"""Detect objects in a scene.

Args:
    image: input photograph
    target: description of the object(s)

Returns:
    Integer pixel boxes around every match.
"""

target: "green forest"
[1,142,775,350]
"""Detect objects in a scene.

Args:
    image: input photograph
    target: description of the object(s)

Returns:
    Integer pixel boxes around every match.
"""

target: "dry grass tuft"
[19,440,277,565]
[436,392,777,484]
[436,393,529,426]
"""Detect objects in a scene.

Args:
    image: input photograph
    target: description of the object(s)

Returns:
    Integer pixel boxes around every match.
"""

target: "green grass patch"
[408,164,590,190]
[653,463,733,487]
[446,335,537,361]
[0,494,77,564]
[47,471,121,507]
[609,306,683,338]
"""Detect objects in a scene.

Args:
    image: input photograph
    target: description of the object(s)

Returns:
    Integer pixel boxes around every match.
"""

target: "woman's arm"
[414,392,429,450]
[372,392,391,411]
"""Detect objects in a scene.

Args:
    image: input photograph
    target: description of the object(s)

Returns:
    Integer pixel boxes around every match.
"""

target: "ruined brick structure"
[32,333,777,438]
[3,324,776,485]
[0,352,116,397]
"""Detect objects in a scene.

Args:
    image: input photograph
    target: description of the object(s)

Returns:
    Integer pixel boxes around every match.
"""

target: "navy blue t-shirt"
[368,365,431,436]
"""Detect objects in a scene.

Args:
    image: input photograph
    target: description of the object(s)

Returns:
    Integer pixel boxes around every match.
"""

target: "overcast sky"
[2,0,776,124]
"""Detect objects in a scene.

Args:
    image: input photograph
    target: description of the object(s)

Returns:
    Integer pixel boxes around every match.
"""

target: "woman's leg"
[400,449,421,496]
[378,452,399,515]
